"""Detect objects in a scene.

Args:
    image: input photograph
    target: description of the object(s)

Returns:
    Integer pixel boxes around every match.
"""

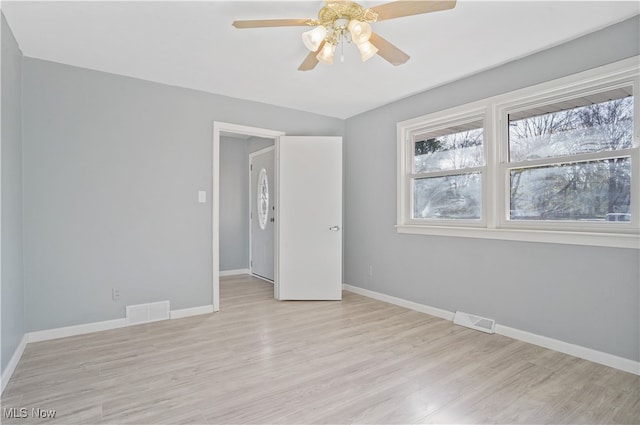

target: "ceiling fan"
[232,1,457,71]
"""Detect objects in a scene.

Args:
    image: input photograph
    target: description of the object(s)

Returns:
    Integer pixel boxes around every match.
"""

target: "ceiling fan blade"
[371,0,456,22]
[232,19,311,29]
[369,32,410,66]
[298,41,325,71]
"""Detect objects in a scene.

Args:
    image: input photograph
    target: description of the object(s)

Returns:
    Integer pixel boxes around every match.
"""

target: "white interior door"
[250,147,275,281]
[276,136,342,300]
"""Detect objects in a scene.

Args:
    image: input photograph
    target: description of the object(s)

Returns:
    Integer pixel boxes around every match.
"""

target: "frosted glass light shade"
[316,42,336,64]
[302,26,328,51]
[347,20,372,45]
[357,40,378,62]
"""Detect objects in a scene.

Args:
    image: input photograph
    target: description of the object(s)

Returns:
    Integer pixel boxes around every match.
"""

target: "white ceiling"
[2,1,638,119]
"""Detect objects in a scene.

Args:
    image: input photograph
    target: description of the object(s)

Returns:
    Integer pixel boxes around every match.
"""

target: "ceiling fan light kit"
[232,1,457,71]
[304,17,376,64]
[302,25,328,52]
[356,40,379,62]
[347,19,373,45]
[317,42,337,65]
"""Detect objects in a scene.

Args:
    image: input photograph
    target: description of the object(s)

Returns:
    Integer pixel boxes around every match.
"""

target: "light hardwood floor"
[2,275,638,424]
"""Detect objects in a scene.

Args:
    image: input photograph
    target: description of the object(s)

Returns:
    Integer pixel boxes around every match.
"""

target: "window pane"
[414,127,484,173]
[413,173,482,219]
[509,95,633,162]
[510,158,631,221]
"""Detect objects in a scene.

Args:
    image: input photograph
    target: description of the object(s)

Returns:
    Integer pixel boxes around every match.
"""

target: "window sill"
[395,224,639,249]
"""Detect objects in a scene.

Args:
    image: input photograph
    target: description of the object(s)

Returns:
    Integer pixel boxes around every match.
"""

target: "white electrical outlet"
[112,288,120,301]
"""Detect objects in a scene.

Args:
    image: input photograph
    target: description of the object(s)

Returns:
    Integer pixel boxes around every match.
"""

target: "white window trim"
[397,56,640,249]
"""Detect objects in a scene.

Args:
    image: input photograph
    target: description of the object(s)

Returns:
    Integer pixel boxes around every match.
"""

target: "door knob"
[329,226,340,231]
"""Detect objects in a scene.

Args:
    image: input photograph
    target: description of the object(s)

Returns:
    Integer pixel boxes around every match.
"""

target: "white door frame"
[248,146,275,281]
[212,122,285,311]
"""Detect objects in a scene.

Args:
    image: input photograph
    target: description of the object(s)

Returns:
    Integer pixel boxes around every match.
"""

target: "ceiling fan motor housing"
[316,1,378,27]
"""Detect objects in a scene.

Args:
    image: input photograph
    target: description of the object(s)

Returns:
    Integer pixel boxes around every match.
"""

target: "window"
[505,89,634,227]
[411,118,485,222]
[508,158,631,221]
[397,57,639,248]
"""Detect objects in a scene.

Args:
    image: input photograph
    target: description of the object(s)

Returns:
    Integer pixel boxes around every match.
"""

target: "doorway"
[213,122,344,311]
[213,123,285,311]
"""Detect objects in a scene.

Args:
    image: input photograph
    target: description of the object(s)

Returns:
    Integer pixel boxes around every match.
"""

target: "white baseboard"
[170,305,214,319]
[342,283,639,376]
[1,305,213,394]
[342,284,454,321]
[219,268,250,277]
[27,304,216,344]
[251,274,274,284]
[28,318,128,343]
[495,324,640,375]
[1,334,28,394]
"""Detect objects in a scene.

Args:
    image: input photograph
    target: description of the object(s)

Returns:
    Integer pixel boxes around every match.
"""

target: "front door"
[250,147,275,281]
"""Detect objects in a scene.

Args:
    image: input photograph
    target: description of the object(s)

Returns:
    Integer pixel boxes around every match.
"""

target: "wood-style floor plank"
[2,275,638,424]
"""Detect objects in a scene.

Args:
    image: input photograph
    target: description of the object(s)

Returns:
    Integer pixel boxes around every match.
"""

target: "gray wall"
[22,58,344,331]
[344,16,640,362]
[219,136,275,272]
[220,136,249,271]
[1,13,25,373]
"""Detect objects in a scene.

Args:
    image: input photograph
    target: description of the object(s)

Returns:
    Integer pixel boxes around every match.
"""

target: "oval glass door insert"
[257,168,269,230]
